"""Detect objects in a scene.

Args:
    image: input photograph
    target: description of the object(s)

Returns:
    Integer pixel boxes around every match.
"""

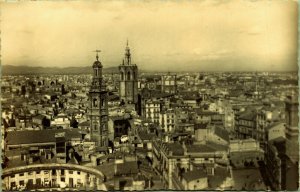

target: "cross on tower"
[94,50,101,61]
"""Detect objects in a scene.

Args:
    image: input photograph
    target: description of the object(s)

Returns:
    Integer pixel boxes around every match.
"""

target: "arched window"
[127,71,131,81]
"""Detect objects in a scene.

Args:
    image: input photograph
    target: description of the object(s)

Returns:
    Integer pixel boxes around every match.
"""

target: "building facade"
[161,74,177,94]
[2,164,105,191]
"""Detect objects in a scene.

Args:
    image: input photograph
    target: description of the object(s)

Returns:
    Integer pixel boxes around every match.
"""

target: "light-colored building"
[145,99,161,124]
[159,109,176,133]
[2,164,105,191]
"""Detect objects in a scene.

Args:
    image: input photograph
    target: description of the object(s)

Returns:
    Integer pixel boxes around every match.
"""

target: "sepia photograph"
[1,0,299,191]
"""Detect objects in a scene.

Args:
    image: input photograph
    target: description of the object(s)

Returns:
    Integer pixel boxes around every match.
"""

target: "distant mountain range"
[2,65,120,75]
[2,65,296,75]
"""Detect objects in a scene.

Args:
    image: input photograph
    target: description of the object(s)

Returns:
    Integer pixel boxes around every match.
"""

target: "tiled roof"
[206,141,228,151]
[239,110,256,121]
[214,127,229,142]
[265,122,285,131]
[116,161,139,175]
[187,144,216,153]
[182,168,207,182]
[165,143,184,156]
[6,129,84,145]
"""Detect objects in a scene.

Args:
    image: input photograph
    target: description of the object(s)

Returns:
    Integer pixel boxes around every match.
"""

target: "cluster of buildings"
[1,42,299,191]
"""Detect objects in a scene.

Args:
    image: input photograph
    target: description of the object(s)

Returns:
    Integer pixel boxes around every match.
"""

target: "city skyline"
[1,0,298,71]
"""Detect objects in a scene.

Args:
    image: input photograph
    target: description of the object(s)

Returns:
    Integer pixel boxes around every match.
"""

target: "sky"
[1,0,298,71]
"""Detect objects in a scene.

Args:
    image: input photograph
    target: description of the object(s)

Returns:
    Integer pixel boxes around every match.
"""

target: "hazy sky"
[1,0,298,71]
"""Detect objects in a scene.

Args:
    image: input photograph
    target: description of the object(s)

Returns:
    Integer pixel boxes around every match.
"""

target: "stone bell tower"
[88,50,108,147]
[119,41,138,104]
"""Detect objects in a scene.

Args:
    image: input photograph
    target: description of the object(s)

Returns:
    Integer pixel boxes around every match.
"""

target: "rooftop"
[7,129,84,145]
[182,168,207,182]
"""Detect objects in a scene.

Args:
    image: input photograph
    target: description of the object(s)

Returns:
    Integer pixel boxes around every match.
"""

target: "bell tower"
[89,50,108,147]
[119,41,138,104]
[285,94,299,163]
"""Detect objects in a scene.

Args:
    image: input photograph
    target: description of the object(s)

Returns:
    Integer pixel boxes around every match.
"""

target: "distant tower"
[119,41,138,104]
[285,94,299,163]
[161,73,177,94]
[88,51,109,147]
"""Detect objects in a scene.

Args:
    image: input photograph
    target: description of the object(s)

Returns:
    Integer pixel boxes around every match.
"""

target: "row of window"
[146,104,160,107]
[239,120,253,126]
[10,170,82,178]
[10,177,84,188]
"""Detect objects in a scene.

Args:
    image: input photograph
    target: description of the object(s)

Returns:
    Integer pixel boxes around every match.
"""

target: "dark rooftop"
[7,129,84,145]
[182,168,207,182]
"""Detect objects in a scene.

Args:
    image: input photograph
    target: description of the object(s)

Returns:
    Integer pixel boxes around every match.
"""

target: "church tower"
[285,94,299,163]
[119,41,138,104]
[88,51,108,147]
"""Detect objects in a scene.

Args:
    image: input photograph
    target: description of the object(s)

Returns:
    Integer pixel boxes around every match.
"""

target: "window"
[36,171,40,174]
[21,154,26,161]
[69,170,73,174]
[19,180,24,186]
[61,178,65,182]
[61,169,65,175]
[77,171,81,175]
[19,173,24,176]
[10,175,15,178]
[28,171,33,175]
[11,182,16,188]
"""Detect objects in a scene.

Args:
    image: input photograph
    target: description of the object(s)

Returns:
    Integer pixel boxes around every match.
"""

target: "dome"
[93,60,102,68]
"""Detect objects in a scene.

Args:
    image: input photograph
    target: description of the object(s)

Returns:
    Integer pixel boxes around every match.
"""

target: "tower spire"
[124,40,131,65]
